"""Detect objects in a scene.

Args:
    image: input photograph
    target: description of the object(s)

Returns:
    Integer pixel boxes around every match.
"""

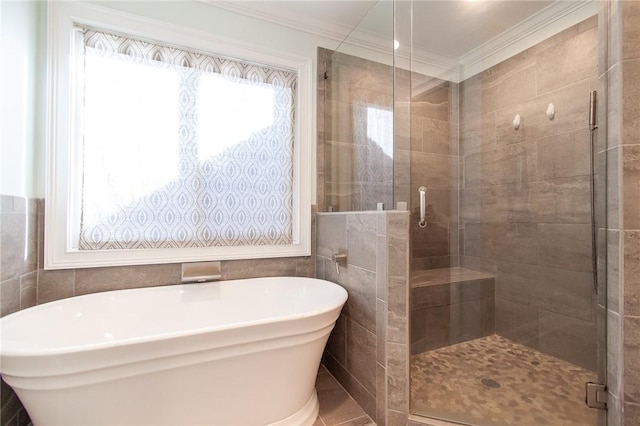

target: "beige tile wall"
[399,73,460,271]
[0,196,39,316]
[319,48,395,213]
[410,276,495,355]
[459,16,600,371]
[601,1,640,424]
[0,195,39,426]
[317,210,410,426]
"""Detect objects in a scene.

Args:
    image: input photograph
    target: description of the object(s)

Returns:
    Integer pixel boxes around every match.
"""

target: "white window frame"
[45,2,312,269]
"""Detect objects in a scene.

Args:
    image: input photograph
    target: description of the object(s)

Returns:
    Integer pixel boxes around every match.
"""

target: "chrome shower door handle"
[418,186,427,228]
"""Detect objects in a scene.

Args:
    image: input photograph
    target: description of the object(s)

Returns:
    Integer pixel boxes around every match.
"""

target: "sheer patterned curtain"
[77,27,296,250]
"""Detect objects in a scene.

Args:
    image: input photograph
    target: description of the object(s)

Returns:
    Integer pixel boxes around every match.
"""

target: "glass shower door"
[404,1,606,425]
[321,0,394,214]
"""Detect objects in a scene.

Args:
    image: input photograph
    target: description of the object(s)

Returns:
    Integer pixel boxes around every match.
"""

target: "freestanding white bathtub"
[0,276,347,426]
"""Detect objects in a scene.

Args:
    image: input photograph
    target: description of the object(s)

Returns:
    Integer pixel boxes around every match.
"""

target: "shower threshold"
[410,335,598,426]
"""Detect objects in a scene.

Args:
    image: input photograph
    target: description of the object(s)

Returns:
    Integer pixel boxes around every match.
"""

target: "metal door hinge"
[585,382,608,410]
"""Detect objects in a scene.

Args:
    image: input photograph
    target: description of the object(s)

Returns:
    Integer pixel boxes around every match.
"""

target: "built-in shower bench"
[410,267,496,355]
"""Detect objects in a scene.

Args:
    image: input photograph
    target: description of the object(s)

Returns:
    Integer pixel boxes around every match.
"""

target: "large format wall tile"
[621,1,640,60]
[386,343,408,413]
[327,314,347,365]
[607,145,622,229]
[37,269,75,304]
[411,152,458,189]
[325,262,377,334]
[411,222,449,259]
[347,213,378,272]
[317,214,347,258]
[317,210,399,423]
[409,83,451,122]
[1,196,38,282]
[75,264,181,295]
[622,59,640,144]
[538,310,597,370]
[1,196,41,426]
[222,257,301,279]
[460,111,497,155]
[624,231,640,316]
[495,261,594,322]
[19,271,37,310]
[495,298,539,347]
[406,77,458,269]
[536,129,591,180]
[537,223,593,272]
[422,117,453,155]
[322,51,394,213]
[494,80,591,146]
[462,177,591,225]
[536,24,598,94]
[622,144,640,229]
[608,4,640,421]
[464,142,537,188]
[465,223,538,264]
[624,315,640,404]
[607,230,622,315]
[480,63,538,113]
[346,319,376,395]
[0,278,20,317]
[460,17,598,369]
[411,276,495,354]
[538,176,592,224]
[325,141,355,183]
[324,101,353,143]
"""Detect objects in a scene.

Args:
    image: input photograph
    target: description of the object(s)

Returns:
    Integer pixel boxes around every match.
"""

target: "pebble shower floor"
[411,335,598,426]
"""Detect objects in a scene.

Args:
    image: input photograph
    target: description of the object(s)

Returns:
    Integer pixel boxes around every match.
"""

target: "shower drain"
[480,378,501,389]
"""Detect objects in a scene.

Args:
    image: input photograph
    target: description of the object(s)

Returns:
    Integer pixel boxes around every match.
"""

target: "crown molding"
[459,0,598,80]
[199,0,598,83]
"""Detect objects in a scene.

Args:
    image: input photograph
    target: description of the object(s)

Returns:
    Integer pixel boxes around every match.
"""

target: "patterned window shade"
[77,27,296,250]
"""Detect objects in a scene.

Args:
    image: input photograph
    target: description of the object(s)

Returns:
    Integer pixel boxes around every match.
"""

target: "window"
[45,3,312,269]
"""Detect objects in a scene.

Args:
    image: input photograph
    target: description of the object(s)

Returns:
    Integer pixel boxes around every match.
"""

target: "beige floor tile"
[315,368,375,426]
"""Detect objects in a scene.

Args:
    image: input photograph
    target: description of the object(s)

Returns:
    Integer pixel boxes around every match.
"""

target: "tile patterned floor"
[410,335,598,426]
[315,366,375,426]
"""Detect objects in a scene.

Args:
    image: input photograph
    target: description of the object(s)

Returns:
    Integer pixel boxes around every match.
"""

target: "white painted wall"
[1,1,45,198]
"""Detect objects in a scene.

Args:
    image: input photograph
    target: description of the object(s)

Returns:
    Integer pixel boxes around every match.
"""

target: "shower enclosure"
[320,1,607,425]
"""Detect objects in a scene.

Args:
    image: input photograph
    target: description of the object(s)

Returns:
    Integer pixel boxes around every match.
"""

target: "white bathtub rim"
[1,307,340,378]
[3,323,335,391]
[0,277,347,358]
[1,306,340,358]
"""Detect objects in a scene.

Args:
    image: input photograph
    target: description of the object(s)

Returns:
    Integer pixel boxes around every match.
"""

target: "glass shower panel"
[406,1,605,426]
[322,1,394,212]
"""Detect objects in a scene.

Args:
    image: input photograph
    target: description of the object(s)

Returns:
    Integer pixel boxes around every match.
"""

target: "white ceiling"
[210,1,377,43]
[208,0,597,80]
[396,1,556,57]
